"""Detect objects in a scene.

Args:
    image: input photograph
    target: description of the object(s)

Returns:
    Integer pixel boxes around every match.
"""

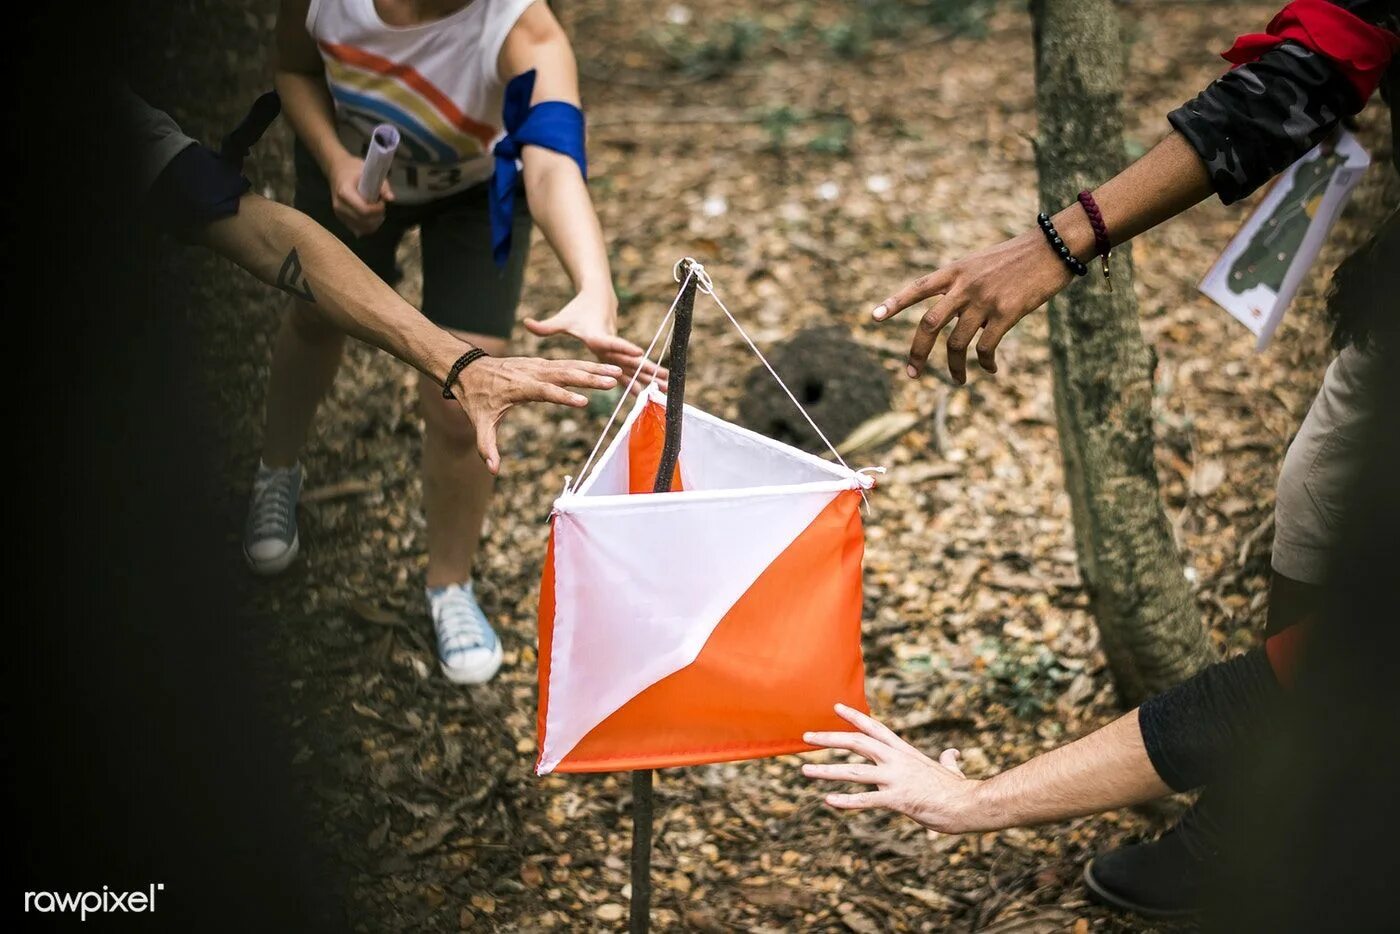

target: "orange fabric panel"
[554,490,868,772]
[535,528,558,770]
[627,400,683,494]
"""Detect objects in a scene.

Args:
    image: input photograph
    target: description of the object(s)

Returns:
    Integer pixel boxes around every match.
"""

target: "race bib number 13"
[340,123,491,201]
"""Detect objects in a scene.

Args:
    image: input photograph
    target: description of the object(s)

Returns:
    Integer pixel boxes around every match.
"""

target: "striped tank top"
[307,0,537,203]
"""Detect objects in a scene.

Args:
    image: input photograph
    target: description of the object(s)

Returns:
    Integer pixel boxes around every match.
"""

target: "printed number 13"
[427,166,463,192]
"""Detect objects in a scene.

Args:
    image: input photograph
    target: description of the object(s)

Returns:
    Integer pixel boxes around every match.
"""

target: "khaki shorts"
[1273,344,1379,584]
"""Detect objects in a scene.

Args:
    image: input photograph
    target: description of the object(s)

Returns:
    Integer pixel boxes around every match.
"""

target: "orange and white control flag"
[536,386,876,774]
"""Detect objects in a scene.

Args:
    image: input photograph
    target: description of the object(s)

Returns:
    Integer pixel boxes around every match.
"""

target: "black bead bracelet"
[1036,212,1088,278]
[442,347,491,399]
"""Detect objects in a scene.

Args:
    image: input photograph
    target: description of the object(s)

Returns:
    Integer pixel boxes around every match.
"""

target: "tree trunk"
[1031,0,1213,705]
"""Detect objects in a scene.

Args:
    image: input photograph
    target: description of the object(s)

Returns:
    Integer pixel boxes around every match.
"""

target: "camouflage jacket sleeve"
[1168,0,1398,205]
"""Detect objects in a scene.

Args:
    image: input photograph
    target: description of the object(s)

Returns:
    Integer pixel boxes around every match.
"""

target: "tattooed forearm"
[276,247,316,303]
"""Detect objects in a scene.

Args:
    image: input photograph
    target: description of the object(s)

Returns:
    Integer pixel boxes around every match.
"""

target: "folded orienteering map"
[1200,130,1370,350]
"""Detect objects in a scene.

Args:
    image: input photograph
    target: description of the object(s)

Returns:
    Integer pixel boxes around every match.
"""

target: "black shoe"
[1083,801,1219,919]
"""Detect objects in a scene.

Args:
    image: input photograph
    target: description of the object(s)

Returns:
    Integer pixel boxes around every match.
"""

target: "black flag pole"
[629,260,699,934]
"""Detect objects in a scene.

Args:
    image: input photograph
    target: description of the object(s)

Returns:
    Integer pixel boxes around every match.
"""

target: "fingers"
[802,730,888,764]
[975,316,1014,375]
[873,267,955,321]
[336,202,385,237]
[938,749,964,777]
[379,178,396,203]
[589,333,648,359]
[587,361,626,378]
[544,362,621,391]
[944,308,986,386]
[833,703,919,755]
[474,419,501,475]
[906,294,966,379]
[333,182,387,235]
[825,791,884,811]
[801,762,879,784]
[532,383,590,408]
[613,357,669,385]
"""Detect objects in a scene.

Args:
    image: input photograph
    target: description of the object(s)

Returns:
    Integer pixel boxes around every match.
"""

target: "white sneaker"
[244,461,302,575]
[427,582,503,685]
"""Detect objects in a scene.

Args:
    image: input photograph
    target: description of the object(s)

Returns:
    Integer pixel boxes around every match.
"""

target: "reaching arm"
[802,639,1291,834]
[872,130,1211,386]
[197,193,620,472]
[274,0,391,236]
[500,4,665,390]
[801,704,1168,834]
[875,0,1398,385]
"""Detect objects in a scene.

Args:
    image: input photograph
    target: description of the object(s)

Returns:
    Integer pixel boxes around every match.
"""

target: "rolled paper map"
[356,124,400,203]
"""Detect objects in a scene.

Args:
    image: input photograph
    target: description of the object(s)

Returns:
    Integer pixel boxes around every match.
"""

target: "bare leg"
[419,331,509,588]
[262,298,346,468]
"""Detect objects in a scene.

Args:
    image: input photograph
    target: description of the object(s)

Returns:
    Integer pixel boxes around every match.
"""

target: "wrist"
[575,283,620,327]
[426,338,472,382]
[319,144,358,180]
[1049,203,1099,264]
[1016,229,1076,290]
[422,337,481,394]
[577,280,618,309]
[955,778,1006,833]
[442,347,493,400]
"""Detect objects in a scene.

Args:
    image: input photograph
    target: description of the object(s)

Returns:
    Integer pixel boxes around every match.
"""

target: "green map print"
[1228,150,1347,295]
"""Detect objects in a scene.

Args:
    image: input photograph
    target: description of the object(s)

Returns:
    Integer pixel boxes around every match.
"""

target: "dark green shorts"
[292,142,531,339]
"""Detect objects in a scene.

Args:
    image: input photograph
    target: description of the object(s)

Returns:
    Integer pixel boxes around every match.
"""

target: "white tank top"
[306,0,537,203]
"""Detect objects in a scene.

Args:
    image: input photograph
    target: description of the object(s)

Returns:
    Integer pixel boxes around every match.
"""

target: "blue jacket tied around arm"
[491,69,588,267]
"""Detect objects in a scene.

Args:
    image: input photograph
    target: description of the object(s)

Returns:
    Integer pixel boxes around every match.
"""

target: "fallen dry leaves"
[153,0,1396,930]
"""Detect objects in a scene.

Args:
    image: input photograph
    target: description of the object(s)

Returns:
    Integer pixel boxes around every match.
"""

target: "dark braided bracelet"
[1036,212,1088,278]
[1076,190,1114,291]
[442,347,491,399]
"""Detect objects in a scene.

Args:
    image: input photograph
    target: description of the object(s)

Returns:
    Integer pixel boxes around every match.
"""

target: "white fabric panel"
[676,405,852,492]
[575,388,652,497]
[539,487,839,773]
[581,432,630,497]
[573,387,857,498]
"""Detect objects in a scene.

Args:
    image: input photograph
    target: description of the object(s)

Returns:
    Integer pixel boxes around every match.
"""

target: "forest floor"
[148,0,1395,930]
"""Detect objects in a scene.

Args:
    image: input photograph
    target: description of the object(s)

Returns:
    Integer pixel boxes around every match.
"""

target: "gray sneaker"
[244,461,303,575]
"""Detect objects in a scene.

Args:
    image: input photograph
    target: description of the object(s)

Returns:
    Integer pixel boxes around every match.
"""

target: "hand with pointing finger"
[801,703,983,835]
[871,229,1074,385]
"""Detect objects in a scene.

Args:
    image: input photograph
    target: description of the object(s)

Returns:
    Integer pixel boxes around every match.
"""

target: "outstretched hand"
[453,356,622,473]
[871,230,1072,385]
[802,703,982,835]
[525,292,668,396]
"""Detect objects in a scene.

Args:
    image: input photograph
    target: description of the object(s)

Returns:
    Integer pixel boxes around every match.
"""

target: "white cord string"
[571,259,874,508]
[701,276,857,476]
[569,269,695,492]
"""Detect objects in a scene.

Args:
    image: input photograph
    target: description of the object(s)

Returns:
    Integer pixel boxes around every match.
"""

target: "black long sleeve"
[1139,648,1287,792]
[1168,0,1399,204]
[1169,40,1363,204]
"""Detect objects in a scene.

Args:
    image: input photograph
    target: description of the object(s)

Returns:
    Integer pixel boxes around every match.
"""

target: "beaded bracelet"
[442,347,491,399]
[1036,213,1088,278]
[1076,190,1113,292]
